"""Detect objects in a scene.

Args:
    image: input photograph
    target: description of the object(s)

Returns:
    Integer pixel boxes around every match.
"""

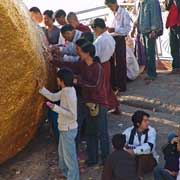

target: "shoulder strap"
[128,127,136,145]
[144,129,149,143]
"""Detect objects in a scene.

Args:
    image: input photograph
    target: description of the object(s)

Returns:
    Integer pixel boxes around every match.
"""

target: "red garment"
[101,61,119,109]
[77,23,91,32]
[166,2,180,28]
[51,60,114,108]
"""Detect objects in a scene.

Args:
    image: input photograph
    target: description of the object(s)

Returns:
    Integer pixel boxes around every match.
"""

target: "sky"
[23,0,110,22]
[23,0,105,13]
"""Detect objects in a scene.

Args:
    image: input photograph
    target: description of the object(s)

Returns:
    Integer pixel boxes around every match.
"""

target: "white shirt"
[126,46,140,80]
[62,30,82,62]
[110,6,131,36]
[123,126,159,162]
[94,31,115,63]
[58,32,66,45]
[39,87,78,131]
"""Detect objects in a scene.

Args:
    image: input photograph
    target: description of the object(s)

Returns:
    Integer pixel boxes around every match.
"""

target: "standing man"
[166,0,180,74]
[135,0,163,82]
[54,24,82,62]
[67,12,91,32]
[55,9,67,27]
[29,7,44,27]
[105,0,131,92]
[91,18,120,114]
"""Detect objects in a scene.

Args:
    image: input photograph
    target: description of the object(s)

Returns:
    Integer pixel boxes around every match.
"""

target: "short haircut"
[91,18,106,29]
[81,32,94,43]
[29,7,41,14]
[61,24,74,34]
[76,38,89,47]
[132,111,150,128]
[67,12,77,20]
[43,10,54,19]
[112,134,126,150]
[57,68,73,87]
[104,0,117,4]
[76,39,100,62]
[55,9,66,18]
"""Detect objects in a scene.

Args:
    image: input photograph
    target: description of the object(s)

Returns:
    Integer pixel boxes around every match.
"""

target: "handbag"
[85,103,99,117]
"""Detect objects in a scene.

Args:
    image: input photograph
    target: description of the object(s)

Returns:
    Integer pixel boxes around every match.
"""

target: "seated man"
[54,9,67,45]
[101,134,139,180]
[154,133,180,180]
[123,111,158,180]
[67,12,91,32]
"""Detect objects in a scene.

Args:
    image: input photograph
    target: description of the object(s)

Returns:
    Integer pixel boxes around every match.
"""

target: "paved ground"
[0,71,179,180]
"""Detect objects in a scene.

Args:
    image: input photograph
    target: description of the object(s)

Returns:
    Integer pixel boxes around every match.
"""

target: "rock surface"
[0,0,51,163]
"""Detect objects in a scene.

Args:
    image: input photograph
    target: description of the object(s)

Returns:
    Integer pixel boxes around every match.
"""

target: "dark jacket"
[51,60,111,108]
[101,150,139,180]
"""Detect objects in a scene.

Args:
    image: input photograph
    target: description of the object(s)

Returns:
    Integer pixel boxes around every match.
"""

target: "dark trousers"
[136,154,157,178]
[110,35,127,91]
[170,26,180,70]
[86,105,110,164]
[48,108,59,144]
[75,95,88,147]
[154,166,176,180]
[143,33,157,78]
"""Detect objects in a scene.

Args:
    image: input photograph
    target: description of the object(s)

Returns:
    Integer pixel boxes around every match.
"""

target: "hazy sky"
[23,0,105,13]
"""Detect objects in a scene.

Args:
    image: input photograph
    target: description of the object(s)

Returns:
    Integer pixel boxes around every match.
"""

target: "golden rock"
[0,0,55,163]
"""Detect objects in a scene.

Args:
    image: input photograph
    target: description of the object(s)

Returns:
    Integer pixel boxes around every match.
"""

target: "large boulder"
[0,0,55,163]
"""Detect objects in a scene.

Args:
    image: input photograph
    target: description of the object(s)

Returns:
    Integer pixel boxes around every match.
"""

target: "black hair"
[61,24,74,34]
[132,111,150,128]
[81,32,94,43]
[76,38,89,47]
[67,12,77,20]
[43,10,54,19]
[76,39,100,63]
[29,7,41,14]
[57,68,74,87]
[55,9,66,18]
[104,0,117,5]
[91,18,106,29]
[112,134,126,150]
[80,42,95,58]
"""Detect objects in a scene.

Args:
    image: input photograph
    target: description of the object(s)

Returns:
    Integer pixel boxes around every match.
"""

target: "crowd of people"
[28,0,180,179]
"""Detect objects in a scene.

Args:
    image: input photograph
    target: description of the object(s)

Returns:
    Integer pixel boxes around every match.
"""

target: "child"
[38,68,79,180]
[101,134,139,180]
